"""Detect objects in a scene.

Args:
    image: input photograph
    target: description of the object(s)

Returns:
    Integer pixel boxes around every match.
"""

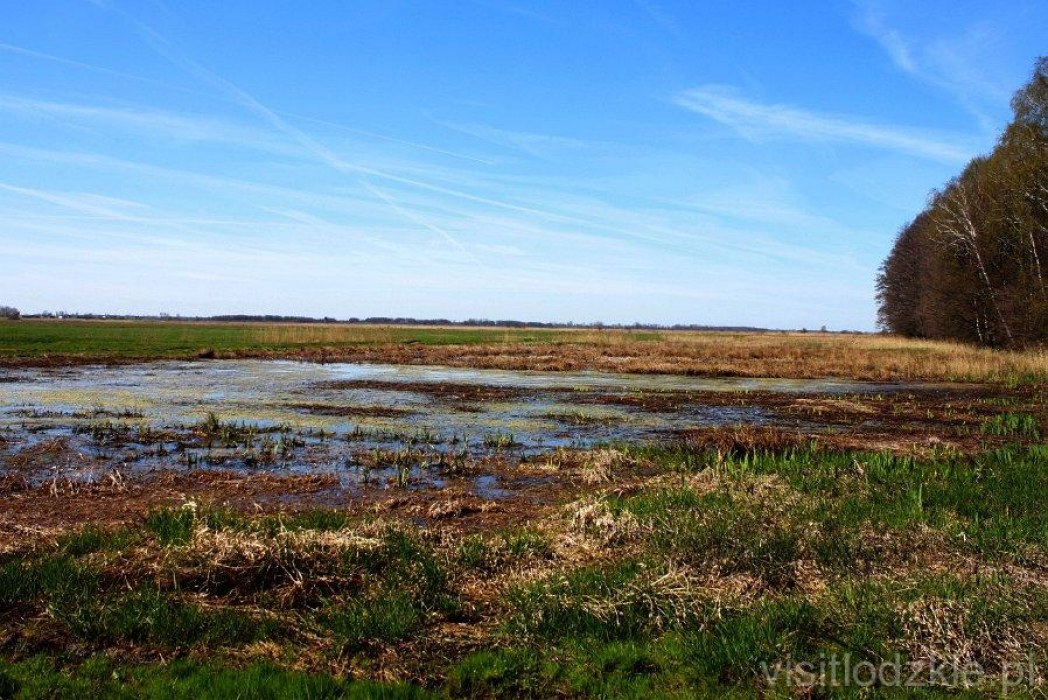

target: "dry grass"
[6,436,1048,695]
[6,320,1048,384]
[567,497,641,547]
[265,331,1048,384]
[679,425,817,457]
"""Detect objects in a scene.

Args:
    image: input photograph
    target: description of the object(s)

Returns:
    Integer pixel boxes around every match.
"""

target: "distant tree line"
[877,57,1048,347]
[21,311,778,333]
[0,306,19,320]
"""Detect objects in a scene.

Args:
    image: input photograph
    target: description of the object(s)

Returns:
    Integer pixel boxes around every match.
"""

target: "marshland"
[0,320,1046,697]
[7,0,1048,694]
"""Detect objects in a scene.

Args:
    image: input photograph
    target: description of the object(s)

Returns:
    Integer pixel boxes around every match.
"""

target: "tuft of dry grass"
[901,593,1040,675]
[574,562,704,633]
[567,497,640,547]
[160,526,378,599]
[577,449,637,484]
[680,425,816,457]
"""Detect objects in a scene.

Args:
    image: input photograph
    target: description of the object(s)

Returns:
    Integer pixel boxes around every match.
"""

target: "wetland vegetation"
[3,436,1048,697]
[1,324,1047,696]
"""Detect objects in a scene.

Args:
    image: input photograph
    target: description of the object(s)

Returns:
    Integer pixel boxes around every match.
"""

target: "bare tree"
[931,174,1015,345]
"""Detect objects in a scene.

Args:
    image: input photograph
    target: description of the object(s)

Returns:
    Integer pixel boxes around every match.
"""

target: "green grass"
[56,525,139,556]
[0,657,433,699]
[325,592,423,652]
[7,439,1048,696]
[0,319,584,361]
[981,412,1042,439]
[616,442,1048,557]
[144,505,361,544]
[0,555,100,612]
[0,509,459,657]
[145,506,199,545]
[65,588,268,647]
[506,560,681,641]
[455,529,551,572]
[319,530,454,652]
[471,441,1048,696]
[0,553,268,648]
[685,599,825,682]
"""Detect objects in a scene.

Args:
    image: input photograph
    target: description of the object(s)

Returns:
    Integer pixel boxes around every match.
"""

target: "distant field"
[1,319,1047,384]
[0,320,588,358]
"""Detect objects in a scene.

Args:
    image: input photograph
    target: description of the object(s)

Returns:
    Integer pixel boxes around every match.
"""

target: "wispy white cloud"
[83,3,608,255]
[673,85,974,162]
[852,6,916,73]
[851,1,1012,131]
[658,176,849,234]
[0,94,291,151]
[357,178,485,268]
[284,111,495,165]
[0,182,146,219]
[1,40,491,166]
[0,3,919,327]
[0,135,862,280]
[433,119,592,159]
[0,41,196,93]
[74,3,816,272]
[2,6,875,324]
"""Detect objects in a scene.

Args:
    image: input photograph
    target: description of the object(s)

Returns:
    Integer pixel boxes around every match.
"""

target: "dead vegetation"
[315,379,529,405]
[252,332,1048,384]
[6,326,1048,384]
[679,425,816,456]
[288,403,418,418]
[2,423,1048,695]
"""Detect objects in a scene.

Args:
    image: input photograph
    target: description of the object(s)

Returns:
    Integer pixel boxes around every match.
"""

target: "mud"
[0,359,1035,545]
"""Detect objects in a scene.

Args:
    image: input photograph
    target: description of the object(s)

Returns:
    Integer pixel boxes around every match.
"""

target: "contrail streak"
[83,0,694,256]
[359,179,486,268]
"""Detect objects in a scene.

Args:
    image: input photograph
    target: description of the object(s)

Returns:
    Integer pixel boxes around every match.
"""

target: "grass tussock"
[679,425,816,457]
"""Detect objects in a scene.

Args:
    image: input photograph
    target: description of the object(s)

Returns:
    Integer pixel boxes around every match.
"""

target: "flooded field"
[0,360,911,495]
[1,357,1046,696]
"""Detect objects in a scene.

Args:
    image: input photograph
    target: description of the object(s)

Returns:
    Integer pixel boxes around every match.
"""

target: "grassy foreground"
[4,433,1048,697]
[3,319,1048,383]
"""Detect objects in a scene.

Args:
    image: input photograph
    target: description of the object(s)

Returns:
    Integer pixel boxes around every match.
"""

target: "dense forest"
[877,57,1048,347]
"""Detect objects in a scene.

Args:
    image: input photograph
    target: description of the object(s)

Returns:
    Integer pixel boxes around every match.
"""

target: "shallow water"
[0,360,912,490]
[0,360,904,436]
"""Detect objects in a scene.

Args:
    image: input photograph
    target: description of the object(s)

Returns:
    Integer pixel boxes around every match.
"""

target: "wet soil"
[0,360,1039,546]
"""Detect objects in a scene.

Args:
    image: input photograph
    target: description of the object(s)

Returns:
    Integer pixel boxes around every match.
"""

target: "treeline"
[877,57,1048,347]
[21,311,772,333]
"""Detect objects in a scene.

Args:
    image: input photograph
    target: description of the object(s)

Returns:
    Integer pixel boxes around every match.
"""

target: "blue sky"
[1,1,1045,329]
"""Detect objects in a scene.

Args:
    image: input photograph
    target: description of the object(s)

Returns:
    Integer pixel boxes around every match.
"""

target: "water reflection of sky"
[0,359,910,448]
